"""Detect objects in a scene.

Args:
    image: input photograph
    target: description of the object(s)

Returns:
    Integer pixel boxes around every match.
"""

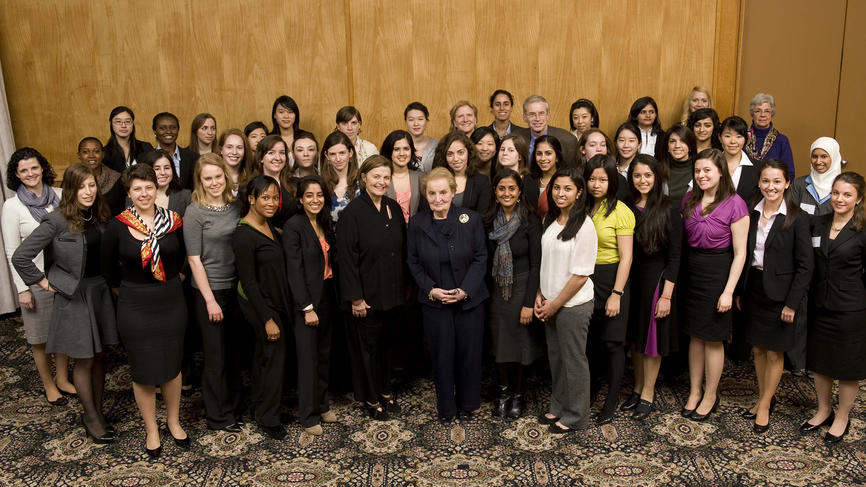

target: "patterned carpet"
[1,313,864,486]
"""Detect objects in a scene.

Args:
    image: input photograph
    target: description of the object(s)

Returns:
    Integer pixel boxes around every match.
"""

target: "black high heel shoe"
[743,396,776,419]
[690,396,720,422]
[620,392,641,411]
[164,428,191,449]
[366,403,389,421]
[632,399,654,421]
[145,444,162,458]
[824,420,850,444]
[380,393,401,414]
[82,415,115,444]
[681,406,696,418]
[799,412,835,433]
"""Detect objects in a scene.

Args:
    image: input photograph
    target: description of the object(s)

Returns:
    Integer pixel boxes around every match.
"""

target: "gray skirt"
[21,285,54,345]
[490,272,544,365]
[46,276,119,358]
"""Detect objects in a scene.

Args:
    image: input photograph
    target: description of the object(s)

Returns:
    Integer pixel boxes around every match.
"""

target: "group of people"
[2,87,862,457]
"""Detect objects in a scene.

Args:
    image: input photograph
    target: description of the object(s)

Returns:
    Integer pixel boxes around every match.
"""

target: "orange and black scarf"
[116,206,182,282]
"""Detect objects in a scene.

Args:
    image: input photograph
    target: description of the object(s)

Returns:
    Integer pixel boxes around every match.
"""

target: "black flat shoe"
[457,410,474,421]
[632,399,654,421]
[743,396,776,419]
[681,406,696,418]
[690,396,720,422]
[82,415,115,444]
[548,422,574,434]
[799,412,834,433]
[58,387,77,398]
[824,421,850,444]
[538,413,559,425]
[366,403,389,421]
[620,392,641,411]
[46,395,68,406]
[438,415,454,425]
[164,428,190,449]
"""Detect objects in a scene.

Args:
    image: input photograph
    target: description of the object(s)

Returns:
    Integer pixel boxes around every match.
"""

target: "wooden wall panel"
[737,0,846,177]
[1,0,739,175]
[835,0,866,174]
[0,0,349,171]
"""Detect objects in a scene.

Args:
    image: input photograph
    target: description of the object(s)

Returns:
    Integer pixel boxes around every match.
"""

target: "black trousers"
[347,307,398,404]
[422,304,483,418]
[238,297,286,428]
[195,288,242,429]
[294,280,335,427]
[181,277,201,387]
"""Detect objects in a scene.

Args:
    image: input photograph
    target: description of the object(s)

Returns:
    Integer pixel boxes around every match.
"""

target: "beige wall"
[738,0,864,176]
[0,0,740,176]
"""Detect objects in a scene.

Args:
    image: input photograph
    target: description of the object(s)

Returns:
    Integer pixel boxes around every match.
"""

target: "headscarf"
[809,137,843,201]
[115,206,182,281]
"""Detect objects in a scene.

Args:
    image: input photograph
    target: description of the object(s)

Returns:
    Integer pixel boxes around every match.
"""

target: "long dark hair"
[529,135,563,179]
[543,168,588,241]
[59,163,109,233]
[6,147,56,190]
[241,175,280,216]
[627,154,671,253]
[660,124,697,182]
[835,172,866,231]
[583,154,619,218]
[689,108,722,150]
[758,158,799,228]
[104,106,148,167]
[484,169,530,227]
[320,131,360,200]
[255,134,296,196]
[138,149,183,193]
[683,148,735,219]
[295,175,334,240]
[569,98,600,130]
[380,130,420,171]
[270,95,300,135]
[628,96,663,136]
[433,131,480,176]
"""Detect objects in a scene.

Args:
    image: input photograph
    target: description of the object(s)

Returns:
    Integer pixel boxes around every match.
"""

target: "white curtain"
[0,57,20,314]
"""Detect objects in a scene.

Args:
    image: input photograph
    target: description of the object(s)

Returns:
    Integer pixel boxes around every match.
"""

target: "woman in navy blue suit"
[407,167,488,423]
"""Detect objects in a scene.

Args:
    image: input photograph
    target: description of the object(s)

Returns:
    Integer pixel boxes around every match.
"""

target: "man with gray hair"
[513,95,578,168]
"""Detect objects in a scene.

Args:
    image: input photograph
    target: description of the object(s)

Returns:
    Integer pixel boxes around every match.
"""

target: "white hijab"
[809,137,842,200]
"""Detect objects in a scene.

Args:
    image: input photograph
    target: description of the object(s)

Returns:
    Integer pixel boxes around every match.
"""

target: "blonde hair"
[421,167,457,195]
[449,100,478,130]
[680,86,713,123]
[192,153,236,204]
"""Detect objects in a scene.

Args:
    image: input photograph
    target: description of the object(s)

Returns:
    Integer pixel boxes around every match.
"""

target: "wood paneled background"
[0,0,740,175]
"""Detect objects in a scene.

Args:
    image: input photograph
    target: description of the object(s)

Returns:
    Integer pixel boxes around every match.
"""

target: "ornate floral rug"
[0,314,864,486]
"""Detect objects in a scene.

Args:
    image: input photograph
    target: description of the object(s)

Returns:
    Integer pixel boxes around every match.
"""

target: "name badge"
[812,236,821,248]
[800,202,816,215]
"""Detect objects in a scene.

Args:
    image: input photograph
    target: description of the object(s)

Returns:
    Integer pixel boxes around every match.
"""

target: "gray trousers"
[545,300,593,429]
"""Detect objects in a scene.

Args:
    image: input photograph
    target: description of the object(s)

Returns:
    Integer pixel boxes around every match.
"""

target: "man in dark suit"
[152,112,199,189]
[488,89,525,142]
[513,95,578,168]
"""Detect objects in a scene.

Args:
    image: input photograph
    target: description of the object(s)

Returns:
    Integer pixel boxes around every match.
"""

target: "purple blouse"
[682,192,748,249]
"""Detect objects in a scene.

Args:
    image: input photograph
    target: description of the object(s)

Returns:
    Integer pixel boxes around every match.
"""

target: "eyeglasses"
[112,119,133,126]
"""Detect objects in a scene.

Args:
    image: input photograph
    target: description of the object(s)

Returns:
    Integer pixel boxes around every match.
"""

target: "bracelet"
[659,295,671,300]
[428,289,436,302]
[611,289,623,296]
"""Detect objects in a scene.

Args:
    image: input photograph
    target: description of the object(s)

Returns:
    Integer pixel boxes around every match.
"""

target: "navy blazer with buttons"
[407,206,488,310]
[810,213,866,311]
[738,206,813,309]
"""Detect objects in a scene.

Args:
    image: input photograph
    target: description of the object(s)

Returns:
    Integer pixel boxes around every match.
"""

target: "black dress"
[807,214,866,380]
[487,213,543,365]
[102,217,186,385]
[629,205,682,357]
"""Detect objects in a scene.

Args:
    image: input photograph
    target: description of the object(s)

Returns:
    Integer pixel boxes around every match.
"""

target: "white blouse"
[1,189,62,293]
[751,198,787,270]
[540,216,597,308]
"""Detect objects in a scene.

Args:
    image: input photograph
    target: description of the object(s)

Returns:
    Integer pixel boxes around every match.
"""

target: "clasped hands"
[429,287,467,304]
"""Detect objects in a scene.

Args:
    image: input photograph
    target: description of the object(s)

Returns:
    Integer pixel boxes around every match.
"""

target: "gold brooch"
[459,213,469,223]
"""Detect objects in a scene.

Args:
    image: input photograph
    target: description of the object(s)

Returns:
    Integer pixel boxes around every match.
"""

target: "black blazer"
[810,213,866,311]
[231,221,292,327]
[337,192,406,311]
[103,140,154,172]
[177,147,200,190]
[735,164,761,205]
[522,174,541,213]
[407,206,488,309]
[283,214,334,312]
[739,207,813,309]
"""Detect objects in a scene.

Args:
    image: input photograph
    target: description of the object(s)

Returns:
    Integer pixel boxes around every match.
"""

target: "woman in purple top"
[680,148,749,422]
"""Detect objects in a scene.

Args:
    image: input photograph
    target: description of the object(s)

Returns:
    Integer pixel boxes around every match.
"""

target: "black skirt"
[117,277,187,385]
[743,269,795,352]
[682,247,732,342]
[591,262,630,342]
[807,306,866,381]
[490,272,544,365]
[629,251,678,357]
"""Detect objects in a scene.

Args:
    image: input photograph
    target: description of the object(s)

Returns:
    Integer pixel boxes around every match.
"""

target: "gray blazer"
[12,210,102,297]
[385,169,424,217]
